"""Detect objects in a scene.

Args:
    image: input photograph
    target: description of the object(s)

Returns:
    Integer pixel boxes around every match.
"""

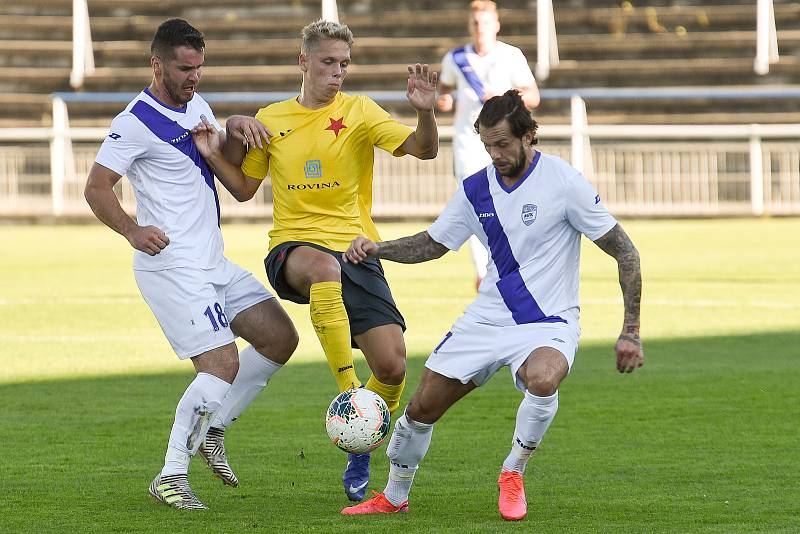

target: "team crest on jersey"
[325,117,347,137]
[304,160,322,179]
[522,204,538,226]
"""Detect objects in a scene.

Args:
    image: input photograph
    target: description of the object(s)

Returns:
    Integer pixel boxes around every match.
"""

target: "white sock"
[469,234,489,279]
[384,412,434,506]
[161,372,231,477]
[502,390,559,474]
[211,345,283,429]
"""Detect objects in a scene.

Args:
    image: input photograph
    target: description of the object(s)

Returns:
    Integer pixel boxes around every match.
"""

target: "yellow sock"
[309,281,361,392]
[366,375,406,414]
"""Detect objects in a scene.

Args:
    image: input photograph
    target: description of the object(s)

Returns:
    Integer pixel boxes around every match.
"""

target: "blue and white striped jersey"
[428,151,617,327]
[95,89,223,271]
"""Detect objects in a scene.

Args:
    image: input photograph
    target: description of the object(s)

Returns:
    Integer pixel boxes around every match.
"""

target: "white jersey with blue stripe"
[427,151,617,327]
[439,42,535,180]
[95,89,224,272]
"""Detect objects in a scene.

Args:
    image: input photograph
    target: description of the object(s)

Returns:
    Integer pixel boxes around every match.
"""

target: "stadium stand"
[1,1,799,220]
[0,0,799,127]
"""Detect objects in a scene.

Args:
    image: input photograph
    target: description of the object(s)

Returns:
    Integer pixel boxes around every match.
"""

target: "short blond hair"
[470,0,497,14]
[300,19,354,53]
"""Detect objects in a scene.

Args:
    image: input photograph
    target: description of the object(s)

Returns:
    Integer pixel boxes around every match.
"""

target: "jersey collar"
[494,150,541,194]
[143,87,188,114]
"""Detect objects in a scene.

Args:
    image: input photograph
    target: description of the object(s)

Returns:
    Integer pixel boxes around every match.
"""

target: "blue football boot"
[343,452,371,501]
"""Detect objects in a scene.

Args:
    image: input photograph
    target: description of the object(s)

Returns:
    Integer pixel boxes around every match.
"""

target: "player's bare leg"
[284,246,362,392]
[201,299,298,487]
[342,369,475,515]
[340,324,406,501]
[151,343,238,510]
[498,347,568,520]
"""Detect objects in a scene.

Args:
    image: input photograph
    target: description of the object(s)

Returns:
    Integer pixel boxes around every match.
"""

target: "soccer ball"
[325,388,391,454]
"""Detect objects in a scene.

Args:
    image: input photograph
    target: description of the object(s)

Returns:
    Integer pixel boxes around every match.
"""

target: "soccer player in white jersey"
[84,19,299,510]
[340,90,644,521]
[438,0,540,290]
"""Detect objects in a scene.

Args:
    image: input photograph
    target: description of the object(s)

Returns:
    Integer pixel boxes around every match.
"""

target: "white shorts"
[134,257,273,359]
[425,316,580,392]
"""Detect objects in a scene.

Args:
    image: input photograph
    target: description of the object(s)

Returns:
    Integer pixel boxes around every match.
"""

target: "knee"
[263,326,299,365]
[372,348,406,384]
[526,374,559,397]
[406,395,442,425]
[255,323,298,365]
[307,256,341,285]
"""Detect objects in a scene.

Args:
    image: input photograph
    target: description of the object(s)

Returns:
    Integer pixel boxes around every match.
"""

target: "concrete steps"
[0,1,798,127]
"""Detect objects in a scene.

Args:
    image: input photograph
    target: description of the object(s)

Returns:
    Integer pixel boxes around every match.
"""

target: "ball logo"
[304,159,322,179]
[522,204,538,226]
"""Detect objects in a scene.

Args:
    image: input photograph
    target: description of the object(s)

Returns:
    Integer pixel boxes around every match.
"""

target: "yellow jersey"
[241,92,414,251]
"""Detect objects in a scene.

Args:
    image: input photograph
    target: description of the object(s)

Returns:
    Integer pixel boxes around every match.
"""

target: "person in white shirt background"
[438,0,540,289]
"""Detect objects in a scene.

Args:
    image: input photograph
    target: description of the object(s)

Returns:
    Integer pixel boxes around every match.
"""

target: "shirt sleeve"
[427,183,476,250]
[240,108,270,180]
[510,47,536,88]
[564,171,617,241]
[361,96,413,155]
[94,113,148,176]
[439,50,458,86]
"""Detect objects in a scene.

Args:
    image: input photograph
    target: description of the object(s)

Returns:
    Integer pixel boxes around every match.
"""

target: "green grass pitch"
[1,219,799,533]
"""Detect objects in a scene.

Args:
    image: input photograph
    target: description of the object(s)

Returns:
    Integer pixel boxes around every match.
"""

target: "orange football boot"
[341,491,409,515]
[498,470,527,521]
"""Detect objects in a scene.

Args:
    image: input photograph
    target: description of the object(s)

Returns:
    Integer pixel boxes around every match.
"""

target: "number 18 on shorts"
[134,258,273,359]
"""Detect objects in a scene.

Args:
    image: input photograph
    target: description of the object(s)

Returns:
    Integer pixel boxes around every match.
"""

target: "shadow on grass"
[2,331,799,533]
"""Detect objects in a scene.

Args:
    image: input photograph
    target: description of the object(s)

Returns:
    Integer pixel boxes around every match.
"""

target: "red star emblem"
[325,117,347,137]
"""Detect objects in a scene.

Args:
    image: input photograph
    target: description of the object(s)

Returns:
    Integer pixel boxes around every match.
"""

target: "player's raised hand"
[615,331,644,373]
[225,115,271,149]
[125,225,169,256]
[343,236,379,264]
[191,115,221,158]
[406,63,438,111]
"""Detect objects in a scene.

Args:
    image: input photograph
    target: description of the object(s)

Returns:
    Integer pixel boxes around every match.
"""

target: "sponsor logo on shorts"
[595,194,601,204]
[522,204,538,226]
[551,337,565,343]
[108,132,121,140]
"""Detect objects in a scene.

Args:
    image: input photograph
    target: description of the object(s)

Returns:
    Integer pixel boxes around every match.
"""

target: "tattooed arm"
[593,223,645,373]
[342,231,449,264]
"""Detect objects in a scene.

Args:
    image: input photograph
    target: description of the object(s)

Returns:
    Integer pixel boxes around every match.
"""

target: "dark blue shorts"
[264,241,406,339]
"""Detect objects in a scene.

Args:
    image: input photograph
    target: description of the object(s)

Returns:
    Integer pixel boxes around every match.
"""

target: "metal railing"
[536,0,558,82]
[1,88,800,219]
[70,0,95,89]
[755,0,780,75]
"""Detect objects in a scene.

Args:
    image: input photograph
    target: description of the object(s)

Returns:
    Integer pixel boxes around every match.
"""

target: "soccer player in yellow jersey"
[192,19,438,501]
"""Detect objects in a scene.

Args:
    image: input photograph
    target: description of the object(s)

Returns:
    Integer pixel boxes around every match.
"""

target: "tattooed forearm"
[377,231,449,264]
[593,224,642,331]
